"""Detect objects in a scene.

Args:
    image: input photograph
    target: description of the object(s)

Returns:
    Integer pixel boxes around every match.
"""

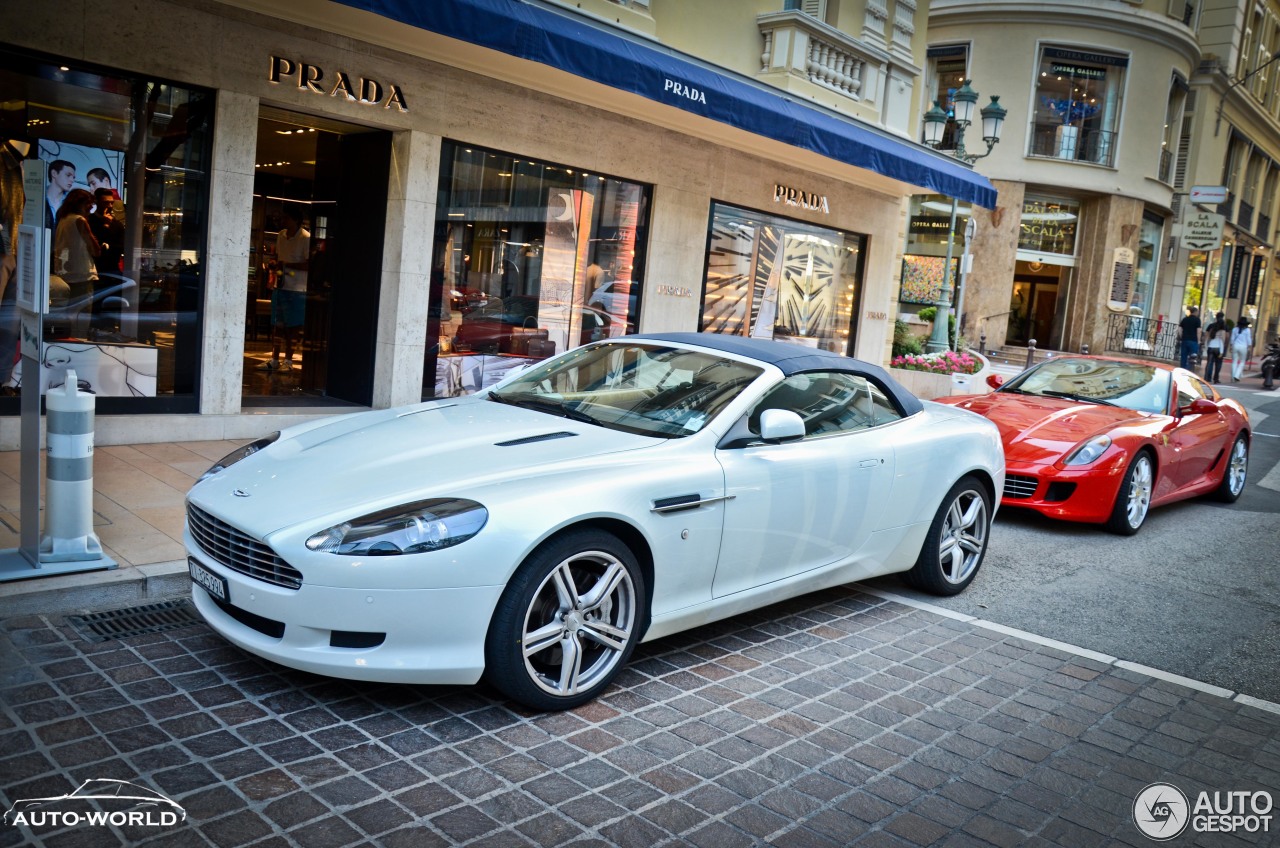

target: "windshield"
[491,343,765,437]
[1001,358,1171,414]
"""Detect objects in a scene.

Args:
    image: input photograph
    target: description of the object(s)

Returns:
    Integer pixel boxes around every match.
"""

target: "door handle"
[859,459,880,468]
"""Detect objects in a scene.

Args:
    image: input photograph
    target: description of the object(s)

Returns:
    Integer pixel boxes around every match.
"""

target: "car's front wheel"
[1105,451,1153,535]
[903,475,991,596]
[484,530,644,711]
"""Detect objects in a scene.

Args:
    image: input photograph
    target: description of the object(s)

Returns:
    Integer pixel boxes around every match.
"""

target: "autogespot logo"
[1134,783,1190,841]
[4,779,185,830]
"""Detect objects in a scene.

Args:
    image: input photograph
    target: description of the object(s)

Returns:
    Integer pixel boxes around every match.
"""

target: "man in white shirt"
[260,205,310,372]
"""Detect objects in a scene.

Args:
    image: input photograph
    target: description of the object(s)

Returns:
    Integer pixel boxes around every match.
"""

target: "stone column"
[373,130,439,409]
[963,180,1024,352]
[1067,195,1143,354]
[639,184,711,334]
[200,91,258,415]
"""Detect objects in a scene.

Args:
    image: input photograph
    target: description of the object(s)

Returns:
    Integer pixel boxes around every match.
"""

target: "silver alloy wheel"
[520,550,637,698]
[938,488,989,585]
[1125,454,1153,528]
[1227,437,1248,496]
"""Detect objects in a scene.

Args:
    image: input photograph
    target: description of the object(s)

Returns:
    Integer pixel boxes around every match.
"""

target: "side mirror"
[1181,398,1218,417]
[986,374,1005,389]
[759,409,805,443]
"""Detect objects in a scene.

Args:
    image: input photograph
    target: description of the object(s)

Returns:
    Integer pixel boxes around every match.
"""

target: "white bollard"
[40,370,105,562]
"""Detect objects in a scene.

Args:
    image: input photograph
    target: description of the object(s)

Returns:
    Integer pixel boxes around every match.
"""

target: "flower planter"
[888,350,993,400]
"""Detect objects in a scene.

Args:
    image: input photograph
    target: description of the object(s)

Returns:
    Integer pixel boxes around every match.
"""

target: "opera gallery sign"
[268,56,408,112]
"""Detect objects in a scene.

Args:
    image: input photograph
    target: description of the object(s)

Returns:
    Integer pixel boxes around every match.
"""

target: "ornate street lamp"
[921,80,1006,353]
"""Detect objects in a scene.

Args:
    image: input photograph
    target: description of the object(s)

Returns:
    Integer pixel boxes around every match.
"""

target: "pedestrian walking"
[1230,317,1253,382]
[1203,310,1227,382]
[1179,306,1201,370]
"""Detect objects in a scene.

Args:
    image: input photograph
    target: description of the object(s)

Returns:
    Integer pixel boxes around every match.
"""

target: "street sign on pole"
[1189,185,1229,205]
[1180,208,1225,251]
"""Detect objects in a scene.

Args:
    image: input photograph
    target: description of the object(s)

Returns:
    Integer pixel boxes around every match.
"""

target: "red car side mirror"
[1181,398,1218,417]
[986,374,1005,389]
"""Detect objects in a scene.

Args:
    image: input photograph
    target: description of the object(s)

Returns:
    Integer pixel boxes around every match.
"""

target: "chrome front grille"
[187,504,303,590]
[1003,474,1039,500]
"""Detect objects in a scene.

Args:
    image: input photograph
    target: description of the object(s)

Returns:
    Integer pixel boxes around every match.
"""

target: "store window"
[1131,211,1165,318]
[428,142,650,398]
[701,203,865,355]
[902,194,968,307]
[0,48,211,413]
[1018,196,1079,257]
[1031,47,1127,166]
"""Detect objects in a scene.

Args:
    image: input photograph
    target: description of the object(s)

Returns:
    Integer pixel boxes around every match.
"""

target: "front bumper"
[999,450,1130,524]
[186,530,504,685]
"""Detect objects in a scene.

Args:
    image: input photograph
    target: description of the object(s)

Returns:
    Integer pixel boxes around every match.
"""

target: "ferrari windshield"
[490,343,765,437]
[1000,358,1171,414]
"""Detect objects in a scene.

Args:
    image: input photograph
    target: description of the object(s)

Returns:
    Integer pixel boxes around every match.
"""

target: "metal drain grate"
[66,599,202,643]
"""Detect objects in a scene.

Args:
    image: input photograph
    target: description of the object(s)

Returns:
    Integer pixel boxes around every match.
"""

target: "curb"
[856,585,1280,715]
[0,560,188,618]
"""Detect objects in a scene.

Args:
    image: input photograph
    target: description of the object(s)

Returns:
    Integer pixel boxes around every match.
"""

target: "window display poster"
[38,140,125,222]
[900,255,957,304]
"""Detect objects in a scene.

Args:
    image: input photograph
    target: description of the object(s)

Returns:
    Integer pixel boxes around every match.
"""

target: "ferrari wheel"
[903,475,991,596]
[485,530,643,711]
[1213,435,1248,503]
[1105,451,1153,535]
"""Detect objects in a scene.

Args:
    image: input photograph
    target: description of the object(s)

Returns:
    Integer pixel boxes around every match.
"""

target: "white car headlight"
[1064,435,1112,466]
[199,432,280,482]
[305,499,488,556]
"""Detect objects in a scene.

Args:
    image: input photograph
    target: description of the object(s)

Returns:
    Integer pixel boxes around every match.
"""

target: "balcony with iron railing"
[1028,121,1117,167]
[1158,148,1174,184]
[1105,313,1178,362]
[1238,199,1254,233]
[757,10,884,105]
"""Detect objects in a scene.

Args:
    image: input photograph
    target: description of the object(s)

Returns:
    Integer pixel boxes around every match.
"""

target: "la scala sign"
[269,56,408,112]
[1180,208,1224,251]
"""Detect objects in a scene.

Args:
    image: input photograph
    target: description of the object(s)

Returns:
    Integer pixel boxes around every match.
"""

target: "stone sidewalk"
[2,585,1277,847]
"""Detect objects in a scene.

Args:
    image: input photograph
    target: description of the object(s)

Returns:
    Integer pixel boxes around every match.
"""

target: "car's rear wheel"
[484,530,643,711]
[903,475,991,596]
[1105,451,1153,535]
[1213,434,1248,503]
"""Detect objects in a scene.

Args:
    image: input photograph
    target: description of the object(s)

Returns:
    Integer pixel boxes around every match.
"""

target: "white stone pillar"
[200,91,258,415]
[373,130,439,409]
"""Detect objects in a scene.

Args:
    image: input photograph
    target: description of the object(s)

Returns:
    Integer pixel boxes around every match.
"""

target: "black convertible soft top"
[625,332,924,416]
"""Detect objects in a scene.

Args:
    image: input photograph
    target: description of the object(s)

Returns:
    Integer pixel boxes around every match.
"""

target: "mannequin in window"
[258,205,309,372]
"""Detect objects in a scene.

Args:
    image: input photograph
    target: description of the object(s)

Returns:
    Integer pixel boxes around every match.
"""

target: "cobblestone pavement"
[2,587,1278,847]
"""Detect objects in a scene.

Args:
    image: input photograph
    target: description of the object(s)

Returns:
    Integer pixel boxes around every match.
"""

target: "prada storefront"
[2,0,990,447]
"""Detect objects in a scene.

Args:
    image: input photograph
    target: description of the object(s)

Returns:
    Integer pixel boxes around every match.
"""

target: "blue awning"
[330,0,997,208]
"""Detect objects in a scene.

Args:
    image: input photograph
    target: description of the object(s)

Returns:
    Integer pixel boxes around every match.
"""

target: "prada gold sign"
[773,183,829,214]
[269,56,408,112]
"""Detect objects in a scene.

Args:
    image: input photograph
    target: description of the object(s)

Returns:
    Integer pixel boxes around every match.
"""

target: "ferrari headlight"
[198,432,280,482]
[305,499,488,556]
[1065,435,1112,466]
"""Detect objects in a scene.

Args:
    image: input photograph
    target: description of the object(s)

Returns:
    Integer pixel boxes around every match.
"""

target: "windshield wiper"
[488,391,602,425]
[1040,390,1116,407]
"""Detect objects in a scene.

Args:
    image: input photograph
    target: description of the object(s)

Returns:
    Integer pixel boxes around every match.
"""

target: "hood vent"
[496,431,577,447]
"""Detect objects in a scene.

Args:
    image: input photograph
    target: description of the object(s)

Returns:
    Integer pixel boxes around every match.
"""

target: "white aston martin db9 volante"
[187,333,1004,709]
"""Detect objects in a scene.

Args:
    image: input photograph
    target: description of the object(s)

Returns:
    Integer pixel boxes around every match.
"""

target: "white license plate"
[189,558,229,602]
